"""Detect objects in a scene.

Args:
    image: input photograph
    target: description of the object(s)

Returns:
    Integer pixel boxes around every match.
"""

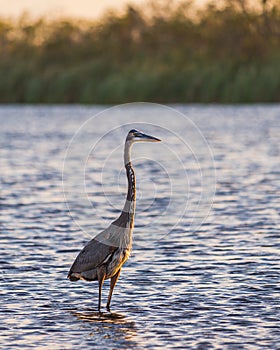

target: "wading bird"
[68,129,161,311]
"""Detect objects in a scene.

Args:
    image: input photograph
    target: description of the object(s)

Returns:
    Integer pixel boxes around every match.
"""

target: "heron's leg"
[97,267,106,312]
[106,269,121,312]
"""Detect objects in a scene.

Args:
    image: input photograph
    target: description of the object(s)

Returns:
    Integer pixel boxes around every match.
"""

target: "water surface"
[1,104,279,349]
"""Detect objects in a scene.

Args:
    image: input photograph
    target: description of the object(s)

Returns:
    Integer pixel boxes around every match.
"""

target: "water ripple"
[0,105,279,349]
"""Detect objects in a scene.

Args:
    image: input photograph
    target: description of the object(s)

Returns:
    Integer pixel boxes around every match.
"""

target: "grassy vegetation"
[1,0,280,103]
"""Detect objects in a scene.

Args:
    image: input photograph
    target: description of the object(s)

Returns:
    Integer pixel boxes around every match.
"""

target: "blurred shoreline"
[1,0,280,104]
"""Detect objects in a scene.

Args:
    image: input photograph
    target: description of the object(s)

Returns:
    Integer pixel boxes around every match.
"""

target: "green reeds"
[0,0,280,103]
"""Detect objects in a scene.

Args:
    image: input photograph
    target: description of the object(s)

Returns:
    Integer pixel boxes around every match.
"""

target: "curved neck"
[124,141,132,166]
[122,141,136,223]
[125,162,136,203]
[110,140,136,241]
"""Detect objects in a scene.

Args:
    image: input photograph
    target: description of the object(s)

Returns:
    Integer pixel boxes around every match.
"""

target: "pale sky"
[0,0,154,19]
[0,0,207,20]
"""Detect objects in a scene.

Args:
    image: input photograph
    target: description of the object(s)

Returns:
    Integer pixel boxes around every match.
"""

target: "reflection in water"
[74,310,127,323]
[73,310,137,345]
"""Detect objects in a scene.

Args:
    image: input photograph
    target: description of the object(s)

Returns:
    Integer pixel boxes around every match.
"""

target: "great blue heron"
[68,129,161,311]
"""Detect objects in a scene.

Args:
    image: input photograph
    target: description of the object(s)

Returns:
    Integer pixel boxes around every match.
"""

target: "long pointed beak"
[139,132,161,142]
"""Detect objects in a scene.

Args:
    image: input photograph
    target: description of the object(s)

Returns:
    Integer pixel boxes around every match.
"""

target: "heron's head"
[126,129,161,144]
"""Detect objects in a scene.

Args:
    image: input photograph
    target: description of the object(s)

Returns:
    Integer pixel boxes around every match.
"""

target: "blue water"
[1,104,279,349]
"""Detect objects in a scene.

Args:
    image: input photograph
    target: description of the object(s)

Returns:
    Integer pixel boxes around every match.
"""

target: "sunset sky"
[0,0,159,19]
[0,0,207,19]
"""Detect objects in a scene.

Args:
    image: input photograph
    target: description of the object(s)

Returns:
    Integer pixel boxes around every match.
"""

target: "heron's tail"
[67,270,79,282]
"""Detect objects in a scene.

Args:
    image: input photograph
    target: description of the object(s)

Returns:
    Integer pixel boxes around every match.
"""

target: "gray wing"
[68,238,116,275]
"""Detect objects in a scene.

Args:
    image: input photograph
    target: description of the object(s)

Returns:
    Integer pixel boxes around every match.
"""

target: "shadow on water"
[72,309,137,346]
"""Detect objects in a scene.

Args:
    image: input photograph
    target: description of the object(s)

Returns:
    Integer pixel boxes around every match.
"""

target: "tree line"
[0,0,280,103]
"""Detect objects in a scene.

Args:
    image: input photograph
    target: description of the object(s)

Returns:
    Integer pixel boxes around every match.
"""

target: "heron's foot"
[106,304,111,312]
